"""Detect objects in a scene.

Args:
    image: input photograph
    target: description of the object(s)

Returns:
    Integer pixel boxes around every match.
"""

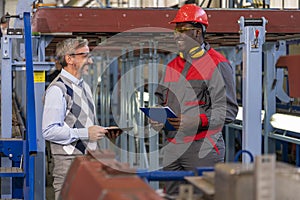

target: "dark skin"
[150,22,204,132]
[174,22,204,53]
[150,115,201,132]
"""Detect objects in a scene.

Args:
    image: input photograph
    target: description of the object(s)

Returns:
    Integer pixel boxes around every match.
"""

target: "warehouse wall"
[0,0,4,17]
[271,0,298,8]
[4,0,17,14]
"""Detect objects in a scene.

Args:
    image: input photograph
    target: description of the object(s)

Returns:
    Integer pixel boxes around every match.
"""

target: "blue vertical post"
[239,17,267,162]
[24,12,37,200]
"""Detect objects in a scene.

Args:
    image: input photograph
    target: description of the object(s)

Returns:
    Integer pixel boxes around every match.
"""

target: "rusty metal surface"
[276,54,300,98]
[31,8,175,33]
[31,7,300,57]
[60,150,163,200]
[32,8,300,34]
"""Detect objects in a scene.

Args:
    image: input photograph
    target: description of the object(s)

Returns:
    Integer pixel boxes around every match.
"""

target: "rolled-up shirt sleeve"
[42,86,88,145]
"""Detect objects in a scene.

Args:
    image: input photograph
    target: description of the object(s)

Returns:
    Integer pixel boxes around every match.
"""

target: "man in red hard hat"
[152,4,238,196]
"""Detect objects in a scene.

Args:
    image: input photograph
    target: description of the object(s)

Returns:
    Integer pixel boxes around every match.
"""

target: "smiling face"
[65,45,93,79]
[174,23,203,52]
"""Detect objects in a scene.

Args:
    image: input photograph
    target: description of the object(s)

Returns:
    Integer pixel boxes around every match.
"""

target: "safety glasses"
[174,27,200,33]
[69,52,92,59]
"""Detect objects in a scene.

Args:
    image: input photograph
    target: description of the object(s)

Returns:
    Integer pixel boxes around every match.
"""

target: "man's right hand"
[149,119,164,132]
[88,125,107,141]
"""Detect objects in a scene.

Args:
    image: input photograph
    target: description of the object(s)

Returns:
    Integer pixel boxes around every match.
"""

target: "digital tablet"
[104,126,133,132]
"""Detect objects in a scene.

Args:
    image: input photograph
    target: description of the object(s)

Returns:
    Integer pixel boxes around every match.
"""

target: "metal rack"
[0,12,54,199]
[30,6,300,165]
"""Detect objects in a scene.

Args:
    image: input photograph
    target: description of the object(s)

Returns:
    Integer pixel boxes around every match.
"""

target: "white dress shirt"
[42,69,89,145]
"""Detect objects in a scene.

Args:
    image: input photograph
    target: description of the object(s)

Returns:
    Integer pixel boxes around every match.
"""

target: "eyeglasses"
[69,52,92,59]
[174,27,200,33]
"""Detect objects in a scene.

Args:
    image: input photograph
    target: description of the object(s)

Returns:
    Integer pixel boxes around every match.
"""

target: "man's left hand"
[168,114,201,131]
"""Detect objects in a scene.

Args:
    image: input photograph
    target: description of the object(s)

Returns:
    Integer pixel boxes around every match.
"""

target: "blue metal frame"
[196,167,214,176]
[0,140,24,163]
[23,12,37,200]
[0,171,24,178]
[268,129,300,166]
[263,41,287,155]
[137,170,195,181]
[0,11,54,199]
[137,167,215,182]
[0,139,25,198]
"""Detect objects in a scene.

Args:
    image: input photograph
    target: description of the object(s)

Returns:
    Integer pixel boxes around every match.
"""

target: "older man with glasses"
[42,38,108,199]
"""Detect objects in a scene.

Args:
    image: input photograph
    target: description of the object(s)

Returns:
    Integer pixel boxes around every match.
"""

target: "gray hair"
[1,13,10,24]
[56,38,88,67]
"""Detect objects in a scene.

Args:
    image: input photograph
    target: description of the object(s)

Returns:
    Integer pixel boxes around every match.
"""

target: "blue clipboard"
[140,106,177,131]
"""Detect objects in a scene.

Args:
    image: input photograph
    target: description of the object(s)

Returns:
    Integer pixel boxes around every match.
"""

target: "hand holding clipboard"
[140,106,178,131]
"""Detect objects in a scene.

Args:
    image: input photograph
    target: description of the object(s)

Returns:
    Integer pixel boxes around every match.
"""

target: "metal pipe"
[127,47,136,166]
[137,170,195,181]
[137,42,147,168]
[120,48,128,163]
[269,132,300,145]
[148,40,159,189]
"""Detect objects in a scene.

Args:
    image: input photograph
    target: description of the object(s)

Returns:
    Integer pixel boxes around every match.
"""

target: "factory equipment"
[186,155,300,200]
[1,4,300,199]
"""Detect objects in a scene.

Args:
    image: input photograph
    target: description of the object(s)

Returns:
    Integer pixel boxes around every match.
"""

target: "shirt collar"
[61,69,83,86]
[203,42,210,51]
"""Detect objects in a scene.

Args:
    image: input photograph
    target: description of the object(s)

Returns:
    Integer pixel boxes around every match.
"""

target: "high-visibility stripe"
[185,100,206,106]
[199,114,209,127]
[167,128,222,154]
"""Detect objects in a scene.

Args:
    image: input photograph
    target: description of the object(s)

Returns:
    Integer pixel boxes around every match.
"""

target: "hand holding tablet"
[104,126,133,142]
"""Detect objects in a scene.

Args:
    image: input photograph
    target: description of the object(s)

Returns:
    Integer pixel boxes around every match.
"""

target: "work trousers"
[162,132,225,196]
[52,155,75,200]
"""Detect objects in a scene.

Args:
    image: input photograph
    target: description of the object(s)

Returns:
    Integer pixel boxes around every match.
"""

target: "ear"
[65,55,73,65]
[196,30,201,38]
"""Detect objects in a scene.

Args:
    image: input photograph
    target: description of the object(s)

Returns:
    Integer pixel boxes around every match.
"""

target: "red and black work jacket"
[155,43,238,148]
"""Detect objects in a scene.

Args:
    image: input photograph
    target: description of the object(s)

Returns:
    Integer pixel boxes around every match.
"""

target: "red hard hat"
[170,4,209,27]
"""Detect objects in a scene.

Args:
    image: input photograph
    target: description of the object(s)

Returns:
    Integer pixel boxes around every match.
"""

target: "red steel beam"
[32,7,300,34]
[276,54,300,98]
